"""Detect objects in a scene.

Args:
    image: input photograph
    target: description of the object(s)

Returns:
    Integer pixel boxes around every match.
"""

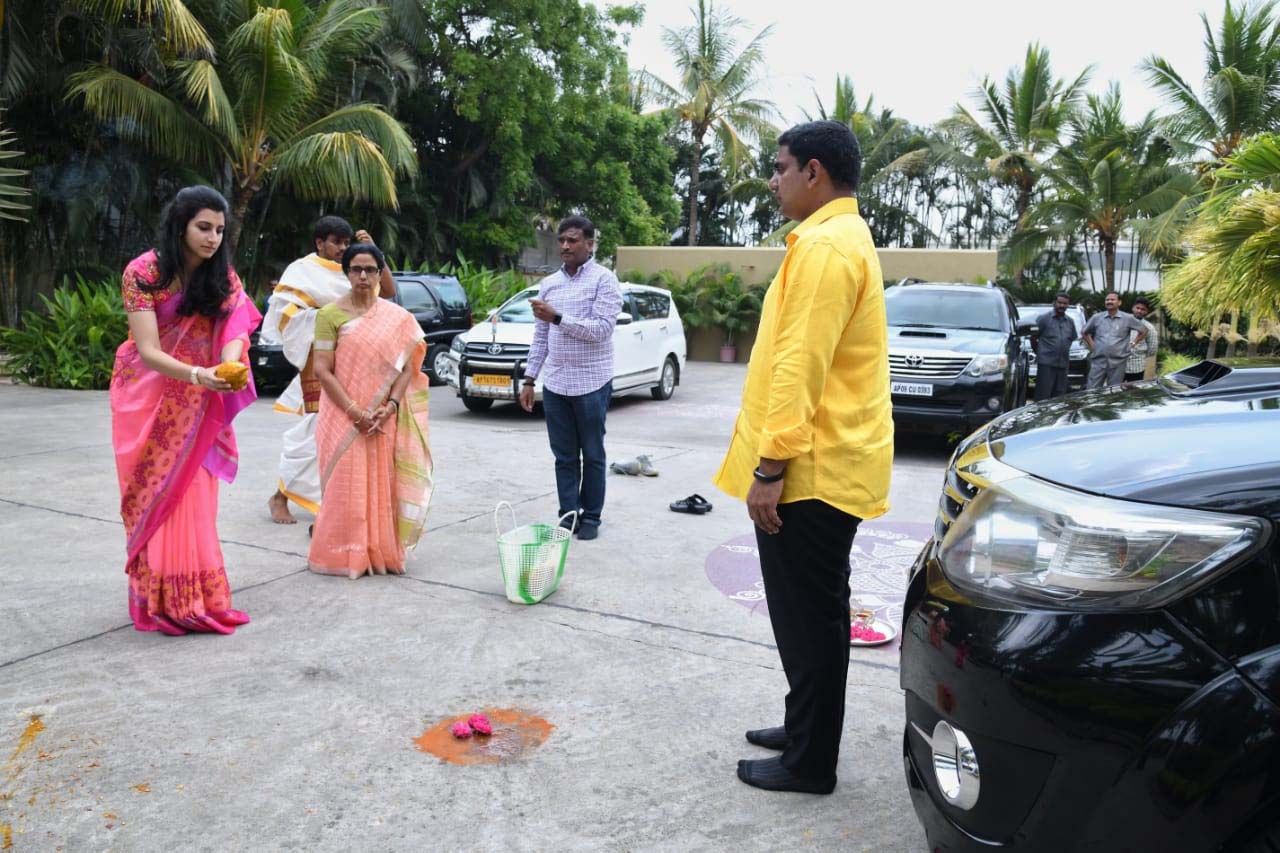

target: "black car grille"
[889,353,973,378]
[463,342,530,366]
[935,464,980,542]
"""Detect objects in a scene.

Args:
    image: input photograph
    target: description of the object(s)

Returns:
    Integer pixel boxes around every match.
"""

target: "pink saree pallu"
[110,251,261,636]
[309,301,434,579]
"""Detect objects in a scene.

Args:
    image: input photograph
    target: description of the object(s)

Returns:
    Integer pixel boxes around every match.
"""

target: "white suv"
[442,283,688,412]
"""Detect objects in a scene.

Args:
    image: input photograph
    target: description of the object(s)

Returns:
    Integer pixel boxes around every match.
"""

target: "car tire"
[651,356,678,400]
[425,344,450,386]
[461,394,493,413]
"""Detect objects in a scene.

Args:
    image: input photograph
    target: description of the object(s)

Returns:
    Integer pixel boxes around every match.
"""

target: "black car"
[885,282,1032,435]
[390,272,472,385]
[249,271,472,393]
[900,358,1280,851]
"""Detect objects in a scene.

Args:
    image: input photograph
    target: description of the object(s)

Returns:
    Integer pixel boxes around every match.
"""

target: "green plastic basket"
[494,502,575,604]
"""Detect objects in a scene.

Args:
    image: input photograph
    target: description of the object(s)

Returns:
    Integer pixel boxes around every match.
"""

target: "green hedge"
[0,276,128,389]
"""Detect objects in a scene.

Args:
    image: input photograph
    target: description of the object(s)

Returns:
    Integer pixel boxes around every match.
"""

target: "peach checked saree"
[110,250,261,635]
[308,299,433,578]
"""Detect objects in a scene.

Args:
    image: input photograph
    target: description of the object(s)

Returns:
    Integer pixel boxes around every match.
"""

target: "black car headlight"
[938,453,1266,610]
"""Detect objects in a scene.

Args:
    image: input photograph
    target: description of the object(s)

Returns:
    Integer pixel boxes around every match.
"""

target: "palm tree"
[66,0,417,253]
[1142,0,1280,165]
[945,43,1091,284]
[639,0,776,245]
[1006,86,1197,291]
[1162,133,1280,330]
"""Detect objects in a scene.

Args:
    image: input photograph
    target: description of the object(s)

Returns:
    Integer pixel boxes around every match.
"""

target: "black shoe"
[576,524,599,541]
[745,726,789,750]
[736,757,835,794]
[558,516,576,532]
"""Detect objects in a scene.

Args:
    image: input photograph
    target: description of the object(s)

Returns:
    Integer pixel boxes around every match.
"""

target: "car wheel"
[461,394,493,413]
[425,344,450,386]
[651,356,678,400]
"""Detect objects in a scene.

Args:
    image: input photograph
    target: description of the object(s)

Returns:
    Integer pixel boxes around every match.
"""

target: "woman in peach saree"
[111,186,261,636]
[308,243,433,578]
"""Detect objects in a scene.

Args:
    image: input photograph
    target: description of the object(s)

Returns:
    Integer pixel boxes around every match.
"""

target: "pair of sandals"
[669,493,713,514]
[610,454,658,476]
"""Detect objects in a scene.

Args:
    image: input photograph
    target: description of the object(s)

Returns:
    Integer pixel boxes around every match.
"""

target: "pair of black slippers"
[669,493,713,514]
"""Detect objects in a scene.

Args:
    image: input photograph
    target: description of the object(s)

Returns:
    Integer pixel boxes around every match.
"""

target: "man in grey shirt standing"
[1081,290,1147,389]
[1034,292,1077,401]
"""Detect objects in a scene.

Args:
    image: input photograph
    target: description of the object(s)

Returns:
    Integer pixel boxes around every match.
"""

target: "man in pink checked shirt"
[518,215,623,541]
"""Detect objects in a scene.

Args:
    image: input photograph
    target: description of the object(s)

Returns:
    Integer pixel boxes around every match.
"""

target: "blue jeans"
[542,382,610,529]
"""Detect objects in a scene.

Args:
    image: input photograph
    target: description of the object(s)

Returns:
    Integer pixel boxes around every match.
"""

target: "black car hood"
[888,326,1006,353]
[986,380,1280,519]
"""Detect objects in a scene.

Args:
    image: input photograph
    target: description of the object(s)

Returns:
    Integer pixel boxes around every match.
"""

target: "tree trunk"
[1246,315,1260,357]
[686,136,702,247]
[1224,309,1240,358]
[1102,236,1116,292]
[1012,185,1031,289]
[228,182,256,261]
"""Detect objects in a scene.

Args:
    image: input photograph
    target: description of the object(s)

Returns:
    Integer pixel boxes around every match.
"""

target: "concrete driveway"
[0,362,950,851]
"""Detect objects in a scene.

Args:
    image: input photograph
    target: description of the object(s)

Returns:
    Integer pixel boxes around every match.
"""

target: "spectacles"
[349,265,380,278]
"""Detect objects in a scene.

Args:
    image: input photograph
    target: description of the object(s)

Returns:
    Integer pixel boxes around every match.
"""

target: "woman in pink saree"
[308,243,433,578]
[111,186,261,636]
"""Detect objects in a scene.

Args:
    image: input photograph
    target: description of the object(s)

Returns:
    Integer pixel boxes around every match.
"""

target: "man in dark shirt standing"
[1033,293,1077,401]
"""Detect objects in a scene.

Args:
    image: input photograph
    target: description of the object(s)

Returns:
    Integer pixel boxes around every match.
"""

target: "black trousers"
[1035,364,1070,401]
[756,499,861,780]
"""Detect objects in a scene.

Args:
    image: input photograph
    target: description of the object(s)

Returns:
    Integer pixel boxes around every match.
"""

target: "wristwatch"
[552,313,562,325]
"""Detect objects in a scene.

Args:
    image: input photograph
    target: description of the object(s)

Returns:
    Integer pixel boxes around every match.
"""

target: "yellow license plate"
[471,374,509,387]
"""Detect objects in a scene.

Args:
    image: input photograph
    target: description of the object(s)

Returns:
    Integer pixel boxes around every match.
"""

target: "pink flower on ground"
[450,721,473,739]
[467,714,493,736]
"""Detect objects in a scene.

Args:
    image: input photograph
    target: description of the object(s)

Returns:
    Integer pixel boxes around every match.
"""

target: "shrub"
[1159,352,1198,374]
[402,253,529,316]
[0,276,128,389]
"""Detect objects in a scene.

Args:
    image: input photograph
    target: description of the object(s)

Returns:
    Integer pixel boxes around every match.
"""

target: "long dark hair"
[146,185,234,318]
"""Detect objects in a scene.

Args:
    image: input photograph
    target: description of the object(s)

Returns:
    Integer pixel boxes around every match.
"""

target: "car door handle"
[659,325,668,332]
[633,330,643,337]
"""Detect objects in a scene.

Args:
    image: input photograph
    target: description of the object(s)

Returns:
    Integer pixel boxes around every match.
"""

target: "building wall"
[615,246,997,287]
[614,246,998,362]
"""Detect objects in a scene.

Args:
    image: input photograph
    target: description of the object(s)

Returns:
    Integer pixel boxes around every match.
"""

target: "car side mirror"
[617,312,633,326]
[1016,319,1038,337]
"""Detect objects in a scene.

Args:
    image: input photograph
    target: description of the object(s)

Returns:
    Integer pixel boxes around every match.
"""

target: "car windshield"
[886,288,1006,332]
[493,290,538,323]
[431,278,468,311]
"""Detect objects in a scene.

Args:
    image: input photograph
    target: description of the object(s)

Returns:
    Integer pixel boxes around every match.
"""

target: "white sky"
[622,0,1217,128]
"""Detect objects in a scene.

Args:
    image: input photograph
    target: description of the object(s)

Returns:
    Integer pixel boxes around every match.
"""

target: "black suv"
[901,358,1280,851]
[885,282,1032,434]
[390,272,472,384]
[248,271,472,392]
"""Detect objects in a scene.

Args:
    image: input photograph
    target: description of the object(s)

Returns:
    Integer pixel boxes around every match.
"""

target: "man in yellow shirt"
[714,120,893,794]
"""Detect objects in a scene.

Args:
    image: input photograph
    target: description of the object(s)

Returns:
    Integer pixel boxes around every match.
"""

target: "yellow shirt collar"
[786,197,860,246]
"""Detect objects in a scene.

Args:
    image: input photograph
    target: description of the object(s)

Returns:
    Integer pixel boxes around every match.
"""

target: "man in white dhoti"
[264,216,398,523]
